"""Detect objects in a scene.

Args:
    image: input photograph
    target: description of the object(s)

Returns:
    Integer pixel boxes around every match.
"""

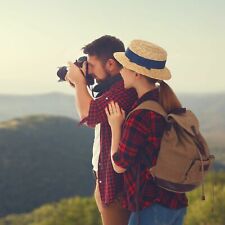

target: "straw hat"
[113,40,171,80]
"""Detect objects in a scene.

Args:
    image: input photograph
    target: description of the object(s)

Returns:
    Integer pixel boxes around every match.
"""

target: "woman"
[104,40,188,225]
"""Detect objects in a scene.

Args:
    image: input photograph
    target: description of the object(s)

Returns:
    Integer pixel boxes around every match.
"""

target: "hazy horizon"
[1,89,225,96]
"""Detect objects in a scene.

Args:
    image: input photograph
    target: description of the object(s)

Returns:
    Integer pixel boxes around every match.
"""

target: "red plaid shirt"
[112,87,188,211]
[79,75,138,205]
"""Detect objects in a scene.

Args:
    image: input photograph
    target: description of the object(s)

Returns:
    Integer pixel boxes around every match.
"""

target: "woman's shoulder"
[124,109,163,128]
[126,109,150,121]
[125,109,165,131]
[126,108,165,122]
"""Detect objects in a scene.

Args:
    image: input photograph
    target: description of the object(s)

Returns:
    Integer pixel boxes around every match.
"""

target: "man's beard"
[95,68,111,84]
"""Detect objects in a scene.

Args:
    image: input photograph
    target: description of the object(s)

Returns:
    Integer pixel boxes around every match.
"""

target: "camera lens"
[57,66,68,82]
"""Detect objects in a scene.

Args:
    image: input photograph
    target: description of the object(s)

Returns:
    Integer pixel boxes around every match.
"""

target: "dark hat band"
[125,48,166,69]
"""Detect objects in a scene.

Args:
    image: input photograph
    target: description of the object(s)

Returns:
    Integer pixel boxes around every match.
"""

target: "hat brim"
[114,52,171,80]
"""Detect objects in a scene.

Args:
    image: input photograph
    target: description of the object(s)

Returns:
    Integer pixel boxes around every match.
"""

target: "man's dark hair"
[82,35,125,64]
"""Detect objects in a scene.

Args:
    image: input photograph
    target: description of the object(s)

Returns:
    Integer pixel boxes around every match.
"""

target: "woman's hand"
[65,61,86,85]
[105,101,125,130]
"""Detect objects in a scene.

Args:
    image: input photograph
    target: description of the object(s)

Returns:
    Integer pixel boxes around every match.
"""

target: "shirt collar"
[92,74,122,97]
[132,87,160,109]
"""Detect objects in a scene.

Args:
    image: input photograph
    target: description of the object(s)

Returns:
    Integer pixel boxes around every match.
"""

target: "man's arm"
[74,82,92,120]
[65,61,96,125]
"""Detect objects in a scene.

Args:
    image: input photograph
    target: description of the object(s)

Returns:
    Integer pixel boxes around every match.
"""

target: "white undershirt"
[92,123,100,171]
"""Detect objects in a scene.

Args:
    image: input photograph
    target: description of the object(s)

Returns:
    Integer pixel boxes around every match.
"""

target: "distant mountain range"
[1,91,225,147]
[0,92,79,122]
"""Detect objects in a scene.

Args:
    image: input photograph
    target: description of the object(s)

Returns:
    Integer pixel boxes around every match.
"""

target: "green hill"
[0,115,94,217]
[0,172,224,225]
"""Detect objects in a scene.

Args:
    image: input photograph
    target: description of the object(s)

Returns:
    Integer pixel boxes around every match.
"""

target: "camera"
[57,56,95,87]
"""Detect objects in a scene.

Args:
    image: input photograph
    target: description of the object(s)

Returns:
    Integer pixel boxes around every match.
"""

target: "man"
[66,35,138,225]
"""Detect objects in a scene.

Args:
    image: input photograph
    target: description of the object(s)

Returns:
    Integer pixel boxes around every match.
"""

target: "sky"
[0,0,225,95]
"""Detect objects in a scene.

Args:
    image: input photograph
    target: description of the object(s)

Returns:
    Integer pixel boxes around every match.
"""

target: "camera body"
[57,56,95,87]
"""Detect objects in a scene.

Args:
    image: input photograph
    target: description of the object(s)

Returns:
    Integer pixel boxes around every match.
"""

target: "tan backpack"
[126,100,215,200]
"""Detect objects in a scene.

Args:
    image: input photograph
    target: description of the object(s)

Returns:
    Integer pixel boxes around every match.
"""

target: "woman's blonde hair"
[144,76,182,113]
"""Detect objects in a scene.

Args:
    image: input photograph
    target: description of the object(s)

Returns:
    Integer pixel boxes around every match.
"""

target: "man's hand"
[65,61,86,85]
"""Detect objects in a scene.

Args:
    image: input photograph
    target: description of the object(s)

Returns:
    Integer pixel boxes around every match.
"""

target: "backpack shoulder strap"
[126,100,167,120]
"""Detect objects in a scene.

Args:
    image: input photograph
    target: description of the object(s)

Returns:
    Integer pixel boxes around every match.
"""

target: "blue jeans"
[128,203,187,225]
